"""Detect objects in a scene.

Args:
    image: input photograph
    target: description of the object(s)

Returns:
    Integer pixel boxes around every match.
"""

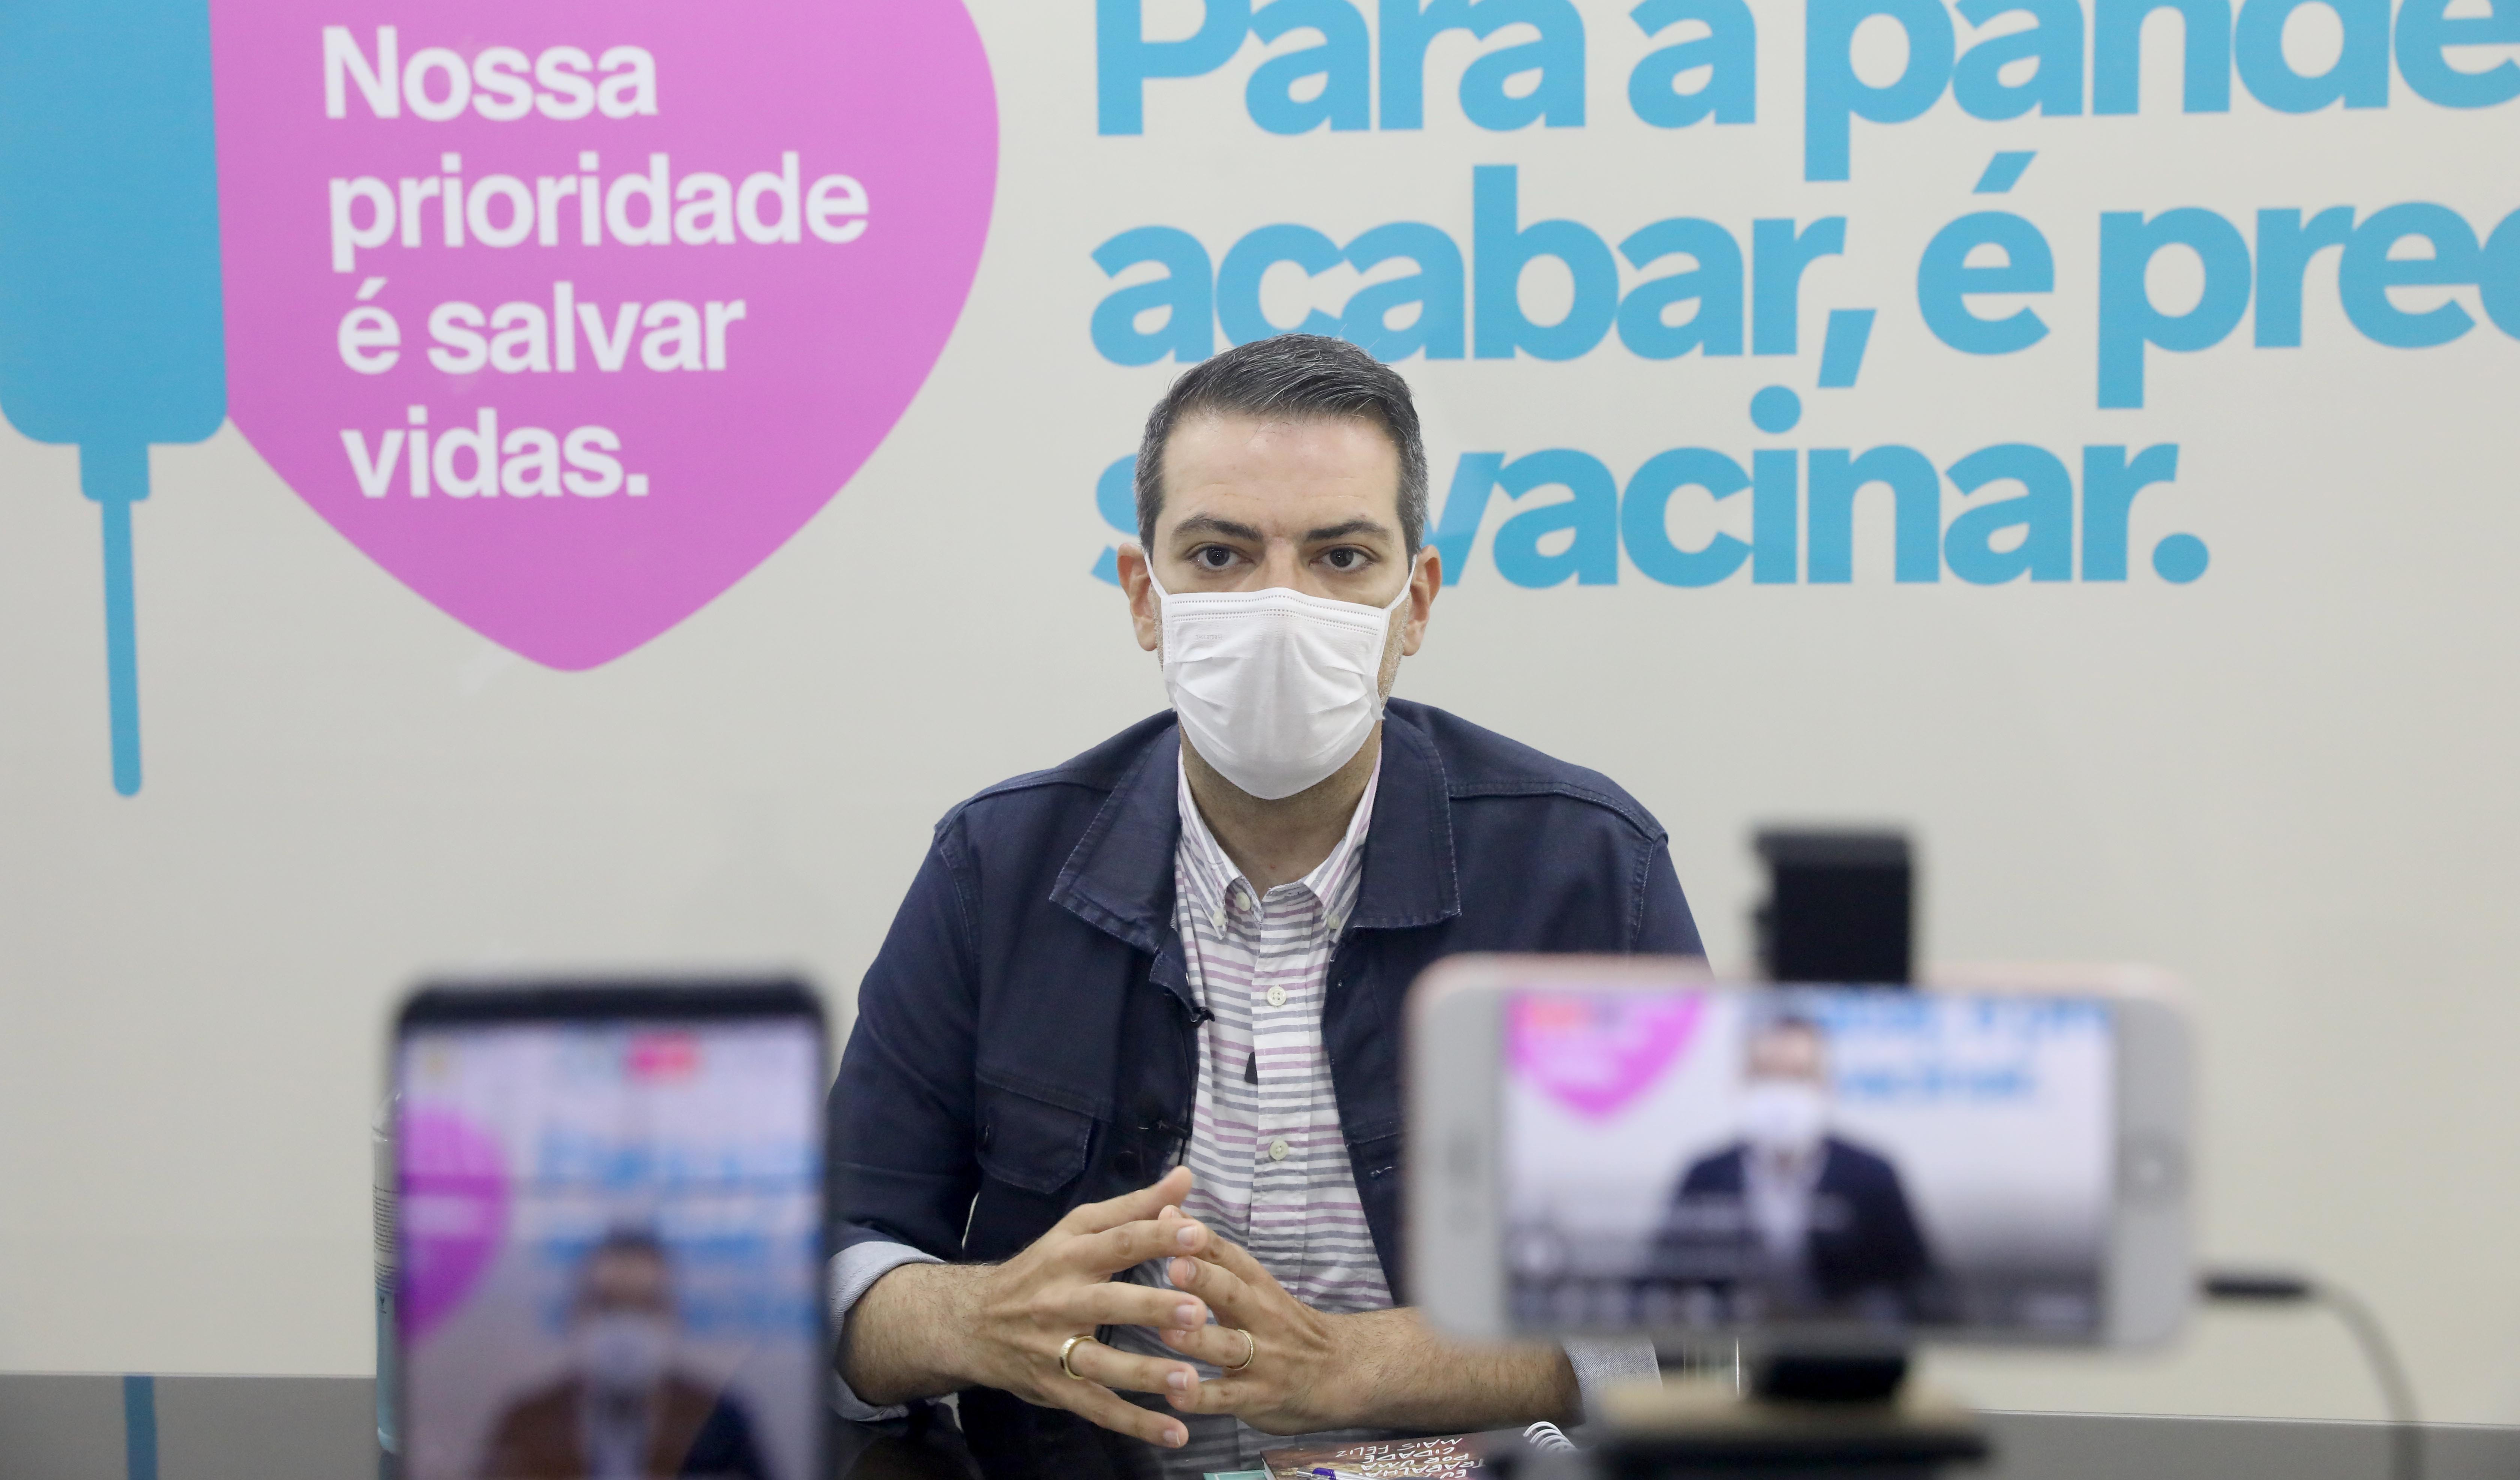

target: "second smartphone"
[1408,957,2191,1352]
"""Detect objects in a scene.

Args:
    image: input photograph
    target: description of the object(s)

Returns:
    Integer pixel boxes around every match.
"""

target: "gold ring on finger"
[1224,1327,1256,1372]
[1059,1333,1096,1380]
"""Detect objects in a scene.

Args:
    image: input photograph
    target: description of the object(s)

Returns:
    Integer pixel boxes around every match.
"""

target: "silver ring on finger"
[1224,1327,1256,1372]
[1059,1333,1096,1380]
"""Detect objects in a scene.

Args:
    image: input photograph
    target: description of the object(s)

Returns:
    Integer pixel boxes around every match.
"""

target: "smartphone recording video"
[393,982,826,1480]
[1410,961,2191,1348]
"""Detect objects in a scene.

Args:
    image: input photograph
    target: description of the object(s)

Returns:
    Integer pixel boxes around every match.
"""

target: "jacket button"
[1116,1148,1142,1177]
[979,1122,994,1151]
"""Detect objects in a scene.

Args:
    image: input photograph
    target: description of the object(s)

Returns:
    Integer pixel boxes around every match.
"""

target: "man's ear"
[1118,543,1161,653]
[1399,546,1441,657]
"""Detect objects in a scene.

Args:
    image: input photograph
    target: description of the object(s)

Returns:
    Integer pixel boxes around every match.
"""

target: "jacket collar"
[1048,726,1183,960]
[1349,706,1461,930]
[1049,708,1462,955]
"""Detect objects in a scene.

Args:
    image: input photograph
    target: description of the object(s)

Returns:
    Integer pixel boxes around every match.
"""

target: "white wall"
[4,0,2518,1430]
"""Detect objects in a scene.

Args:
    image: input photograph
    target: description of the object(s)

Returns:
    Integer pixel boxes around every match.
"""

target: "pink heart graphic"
[1510,991,1708,1119]
[212,0,997,668]
[397,1105,509,1342]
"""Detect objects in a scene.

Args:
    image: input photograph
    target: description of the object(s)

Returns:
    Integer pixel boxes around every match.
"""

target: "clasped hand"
[939,1167,1220,1449]
[864,1166,1374,1448]
[1151,1202,1376,1435]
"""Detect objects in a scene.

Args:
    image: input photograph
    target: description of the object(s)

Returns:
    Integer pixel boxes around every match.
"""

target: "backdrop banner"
[2,0,2517,1431]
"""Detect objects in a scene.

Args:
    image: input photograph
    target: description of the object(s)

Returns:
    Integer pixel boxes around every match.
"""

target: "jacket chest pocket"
[976,1083,1096,1198]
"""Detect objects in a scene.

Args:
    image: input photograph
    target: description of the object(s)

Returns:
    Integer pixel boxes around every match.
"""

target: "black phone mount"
[1755,829,1916,987]
[1587,1349,1989,1476]
[1752,1351,1914,1402]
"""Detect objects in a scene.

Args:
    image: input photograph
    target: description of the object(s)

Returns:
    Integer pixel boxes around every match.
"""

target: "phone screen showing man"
[395,1007,824,1480]
[1502,988,2114,1338]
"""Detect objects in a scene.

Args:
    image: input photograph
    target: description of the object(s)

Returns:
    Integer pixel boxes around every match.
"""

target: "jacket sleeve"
[829,822,984,1261]
[1635,834,1706,956]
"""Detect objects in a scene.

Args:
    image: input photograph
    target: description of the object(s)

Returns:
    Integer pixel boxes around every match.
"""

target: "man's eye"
[1325,548,1363,571]
[1195,547,1236,569]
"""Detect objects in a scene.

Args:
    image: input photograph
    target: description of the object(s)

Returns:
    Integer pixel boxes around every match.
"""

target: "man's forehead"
[1158,412,1402,532]
[1749,1027,1825,1064]
[587,1249,668,1285]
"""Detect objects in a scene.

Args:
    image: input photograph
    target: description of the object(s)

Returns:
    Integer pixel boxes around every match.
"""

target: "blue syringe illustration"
[0,0,226,795]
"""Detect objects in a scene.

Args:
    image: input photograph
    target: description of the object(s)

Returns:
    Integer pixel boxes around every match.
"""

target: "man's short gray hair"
[1134,334,1430,554]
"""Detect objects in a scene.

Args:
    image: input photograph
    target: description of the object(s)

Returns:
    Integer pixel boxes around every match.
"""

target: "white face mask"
[573,1311,674,1395]
[1147,558,1415,801]
[1740,1079,1828,1158]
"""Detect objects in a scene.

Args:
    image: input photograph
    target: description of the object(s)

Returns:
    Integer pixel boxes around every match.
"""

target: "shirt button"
[1268,1138,1292,1162]
[1266,985,1288,1008]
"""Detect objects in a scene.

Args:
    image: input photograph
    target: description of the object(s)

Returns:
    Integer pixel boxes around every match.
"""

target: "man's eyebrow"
[1172,513,1268,542]
[1303,518,1394,542]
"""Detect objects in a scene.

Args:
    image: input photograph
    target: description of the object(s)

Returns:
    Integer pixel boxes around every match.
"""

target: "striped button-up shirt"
[1107,753,1396,1477]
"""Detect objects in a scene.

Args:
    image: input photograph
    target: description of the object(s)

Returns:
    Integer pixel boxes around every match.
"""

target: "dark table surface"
[832,1407,2517,1480]
[7,1373,2516,1480]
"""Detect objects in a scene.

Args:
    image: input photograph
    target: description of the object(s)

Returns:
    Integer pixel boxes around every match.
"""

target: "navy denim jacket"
[828,701,1700,1476]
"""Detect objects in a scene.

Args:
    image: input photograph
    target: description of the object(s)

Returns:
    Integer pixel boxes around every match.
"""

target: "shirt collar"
[1051,703,1462,954]
[1174,745,1380,915]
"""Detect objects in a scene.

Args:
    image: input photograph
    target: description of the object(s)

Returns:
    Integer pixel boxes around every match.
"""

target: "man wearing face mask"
[1657,1015,1935,1322]
[479,1230,770,1480]
[827,334,1704,1480]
